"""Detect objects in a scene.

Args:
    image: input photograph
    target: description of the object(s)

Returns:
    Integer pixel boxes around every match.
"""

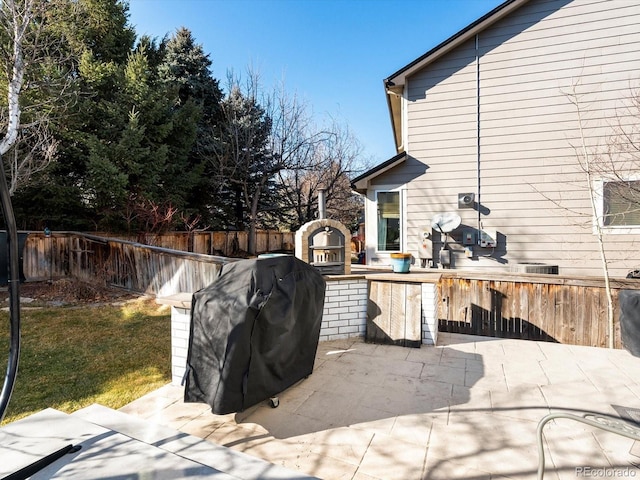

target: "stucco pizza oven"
[295,190,351,275]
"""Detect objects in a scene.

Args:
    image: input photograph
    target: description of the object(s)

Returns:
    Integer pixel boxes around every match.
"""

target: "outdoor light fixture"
[458,192,475,209]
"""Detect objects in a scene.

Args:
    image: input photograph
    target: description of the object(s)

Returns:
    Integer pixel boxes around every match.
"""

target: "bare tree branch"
[0,0,78,192]
[0,0,30,155]
[560,79,640,348]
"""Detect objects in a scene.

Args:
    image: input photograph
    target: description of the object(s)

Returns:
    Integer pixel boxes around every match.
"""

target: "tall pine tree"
[158,27,223,228]
[11,0,138,230]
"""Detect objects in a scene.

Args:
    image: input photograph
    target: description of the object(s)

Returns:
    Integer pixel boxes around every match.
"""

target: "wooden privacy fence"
[23,232,238,296]
[437,272,640,348]
[19,230,640,349]
[99,230,294,256]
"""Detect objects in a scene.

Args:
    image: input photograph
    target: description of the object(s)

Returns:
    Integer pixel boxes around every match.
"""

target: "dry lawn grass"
[0,279,171,425]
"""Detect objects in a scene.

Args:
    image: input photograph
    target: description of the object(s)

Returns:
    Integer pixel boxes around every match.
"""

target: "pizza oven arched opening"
[295,219,352,275]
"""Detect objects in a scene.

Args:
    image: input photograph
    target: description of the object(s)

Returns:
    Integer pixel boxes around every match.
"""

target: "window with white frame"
[376,191,401,251]
[602,180,640,227]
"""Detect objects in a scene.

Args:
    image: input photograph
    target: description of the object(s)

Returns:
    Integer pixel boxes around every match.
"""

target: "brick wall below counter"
[161,276,438,386]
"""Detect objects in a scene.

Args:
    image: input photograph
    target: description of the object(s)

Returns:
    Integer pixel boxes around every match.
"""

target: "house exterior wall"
[371,0,640,277]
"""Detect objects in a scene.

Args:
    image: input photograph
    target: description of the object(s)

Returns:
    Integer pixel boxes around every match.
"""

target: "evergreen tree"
[6,2,364,238]
[157,27,224,228]
[12,0,138,230]
[158,27,221,112]
[13,1,191,232]
[212,85,274,246]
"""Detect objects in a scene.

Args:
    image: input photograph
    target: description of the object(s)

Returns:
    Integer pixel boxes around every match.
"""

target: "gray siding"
[396,0,640,277]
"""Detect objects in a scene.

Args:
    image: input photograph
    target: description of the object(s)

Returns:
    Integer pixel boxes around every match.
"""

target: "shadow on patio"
[121,333,640,480]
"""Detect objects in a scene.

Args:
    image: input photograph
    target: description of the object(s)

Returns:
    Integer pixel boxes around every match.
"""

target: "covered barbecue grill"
[183,255,326,414]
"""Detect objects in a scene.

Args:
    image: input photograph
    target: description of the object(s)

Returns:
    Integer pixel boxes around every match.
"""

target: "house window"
[376,191,401,251]
[603,180,640,227]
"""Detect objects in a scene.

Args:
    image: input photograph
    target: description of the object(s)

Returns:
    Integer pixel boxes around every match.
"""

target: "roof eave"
[351,152,407,194]
[385,82,404,153]
[384,0,530,87]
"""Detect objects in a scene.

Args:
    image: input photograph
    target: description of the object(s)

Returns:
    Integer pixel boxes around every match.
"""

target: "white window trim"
[593,177,640,235]
[372,186,407,254]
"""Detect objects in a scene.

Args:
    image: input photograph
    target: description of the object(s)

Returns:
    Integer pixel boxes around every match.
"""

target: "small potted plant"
[390,253,412,273]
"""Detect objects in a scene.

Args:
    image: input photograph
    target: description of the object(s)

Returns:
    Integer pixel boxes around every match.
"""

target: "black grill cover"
[620,289,640,357]
[183,256,326,414]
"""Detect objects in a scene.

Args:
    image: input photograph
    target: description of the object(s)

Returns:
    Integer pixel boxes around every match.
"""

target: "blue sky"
[127,0,505,167]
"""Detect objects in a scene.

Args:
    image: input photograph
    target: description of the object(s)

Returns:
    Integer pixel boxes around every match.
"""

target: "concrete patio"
[121,333,640,480]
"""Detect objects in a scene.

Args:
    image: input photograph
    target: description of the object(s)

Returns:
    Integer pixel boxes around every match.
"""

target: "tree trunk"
[246,174,268,256]
[571,87,615,349]
[234,187,243,231]
[247,190,261,256]
[0,0,26,156]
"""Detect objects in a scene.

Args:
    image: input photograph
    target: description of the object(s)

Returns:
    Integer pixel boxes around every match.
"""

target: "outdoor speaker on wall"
[458,192,475,209]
